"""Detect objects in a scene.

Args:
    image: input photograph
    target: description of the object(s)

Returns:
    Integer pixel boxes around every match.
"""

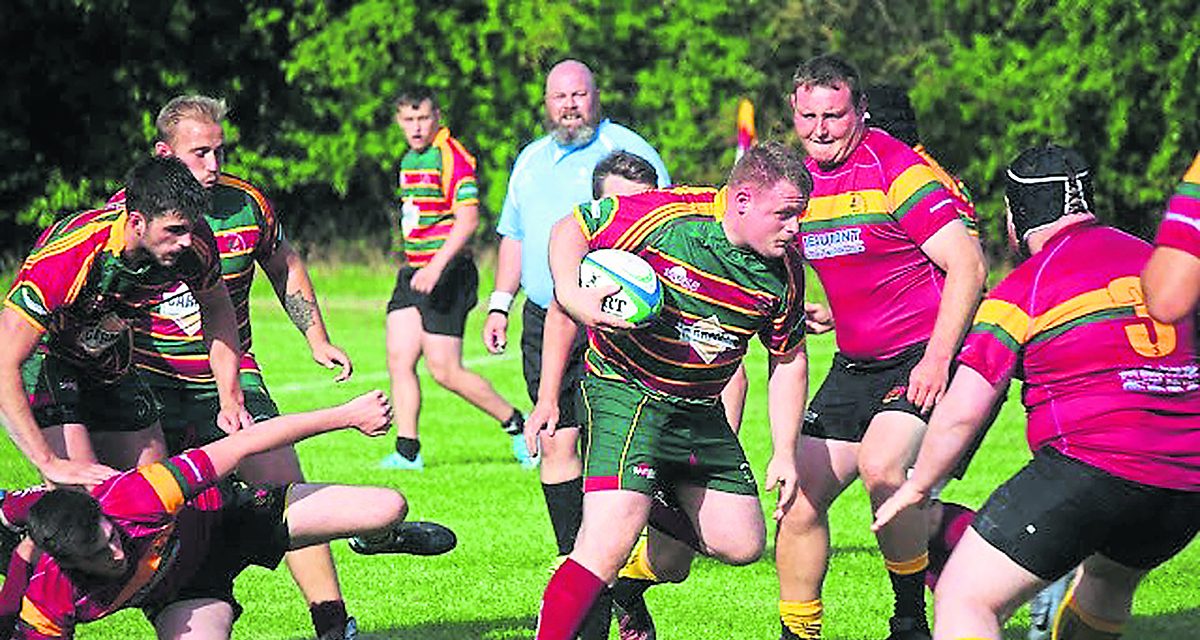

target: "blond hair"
[156,95,227,144]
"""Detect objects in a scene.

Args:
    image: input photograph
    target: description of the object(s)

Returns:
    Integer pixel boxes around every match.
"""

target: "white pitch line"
[269,350,518,394]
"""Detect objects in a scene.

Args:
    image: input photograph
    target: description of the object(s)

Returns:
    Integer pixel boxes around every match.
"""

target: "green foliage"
[2,0,1197,258]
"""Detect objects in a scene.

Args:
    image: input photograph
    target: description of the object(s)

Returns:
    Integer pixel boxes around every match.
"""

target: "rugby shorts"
[386,254,478,337]
[520,300,587,428]
[972,446,1200,581]
[22,350,159,433]
[802,341,930,442]
[154,371,280,455]
[143,481,291,624]
[579,375,757,497]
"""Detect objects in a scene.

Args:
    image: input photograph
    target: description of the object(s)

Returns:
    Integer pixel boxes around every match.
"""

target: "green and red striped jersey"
[397,127,478,267]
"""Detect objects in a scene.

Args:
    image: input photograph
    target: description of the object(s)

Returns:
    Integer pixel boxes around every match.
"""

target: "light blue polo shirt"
[497,119,670,309]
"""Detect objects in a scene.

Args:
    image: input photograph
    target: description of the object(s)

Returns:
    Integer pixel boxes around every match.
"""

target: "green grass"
[0,262,1196,639]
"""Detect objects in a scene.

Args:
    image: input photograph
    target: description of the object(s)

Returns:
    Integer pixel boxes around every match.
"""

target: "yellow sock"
[884,551,930,575]
[779,599,822,639]
[1053,594,1123,640]
[617,535,658,582]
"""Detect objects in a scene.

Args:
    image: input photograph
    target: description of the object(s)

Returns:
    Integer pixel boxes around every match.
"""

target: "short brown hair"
[792,55,865,111]
[592,151,659,199]
[728,141,813,199]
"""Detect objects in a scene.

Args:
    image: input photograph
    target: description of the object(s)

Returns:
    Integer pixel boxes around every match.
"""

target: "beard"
[545,108,601,148]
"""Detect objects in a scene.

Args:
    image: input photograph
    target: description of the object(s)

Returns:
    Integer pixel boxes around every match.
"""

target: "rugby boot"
[379,451,424,471]
[317,616,358,640]
[1027,572,1072,640]
[348,521,457,556]
[884,615,931,640]
[778,622,801,640]
[614,593,656,640]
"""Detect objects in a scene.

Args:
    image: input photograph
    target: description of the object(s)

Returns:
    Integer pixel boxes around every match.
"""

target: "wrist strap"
[488,291,514,314]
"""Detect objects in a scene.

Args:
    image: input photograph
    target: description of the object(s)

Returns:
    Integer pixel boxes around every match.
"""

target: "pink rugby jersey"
[14,450,225,639]
[959,222,1200,491]
[800,128,967,359]
[1152,151,1200,257]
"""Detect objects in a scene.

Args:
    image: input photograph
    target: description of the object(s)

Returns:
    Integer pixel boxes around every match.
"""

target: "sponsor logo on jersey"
[400,197,421,235]
[632,463,656,480]
[677,315,739,364]
[848,192,868,214]
[1119,364,1200,394]
[76,313,126,356]
[158,283,202,336]
[802,228,865,260]
[663,265,701,292]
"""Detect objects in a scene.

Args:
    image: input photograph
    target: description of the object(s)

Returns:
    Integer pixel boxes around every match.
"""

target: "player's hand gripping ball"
[579,249,663,326]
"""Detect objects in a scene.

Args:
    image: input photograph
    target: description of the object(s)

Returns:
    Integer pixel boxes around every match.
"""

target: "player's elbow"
[1144,292,1190,325]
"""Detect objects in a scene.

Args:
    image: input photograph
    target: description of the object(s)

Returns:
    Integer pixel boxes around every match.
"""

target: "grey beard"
[546,120,598,148]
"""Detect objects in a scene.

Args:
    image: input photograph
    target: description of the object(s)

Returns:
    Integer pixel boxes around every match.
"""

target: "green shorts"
[22,350,159,433]
[153,371,280,455]
[580,375,757,496]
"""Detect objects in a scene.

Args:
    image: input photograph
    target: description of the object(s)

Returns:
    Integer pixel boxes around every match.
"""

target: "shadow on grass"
[340,615,537,639]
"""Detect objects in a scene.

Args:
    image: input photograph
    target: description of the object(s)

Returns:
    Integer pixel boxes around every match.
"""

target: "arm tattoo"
[283,291,317,334]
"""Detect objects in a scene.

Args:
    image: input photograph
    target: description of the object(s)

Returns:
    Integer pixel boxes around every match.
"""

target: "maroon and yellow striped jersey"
[1153,151,1200,258]
[397,127,478,267]
[4,206,222,382]
[573,186,806,403]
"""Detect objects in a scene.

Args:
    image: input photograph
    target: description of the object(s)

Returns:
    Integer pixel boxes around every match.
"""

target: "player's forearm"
[536,301,579,403]
[197,286,244,407]
[907,368,1000,492]
[493,236,523,295]
[267,245,334,348]
[766,348,808,458]
[201,404,351,477]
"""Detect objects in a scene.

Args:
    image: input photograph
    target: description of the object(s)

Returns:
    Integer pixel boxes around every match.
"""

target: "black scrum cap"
[1005,145,1094,241]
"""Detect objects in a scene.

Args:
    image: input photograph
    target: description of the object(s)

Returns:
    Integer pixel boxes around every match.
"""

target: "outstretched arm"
[261,239,352,381]
[202,391,392,478]
[872,366,1004,531]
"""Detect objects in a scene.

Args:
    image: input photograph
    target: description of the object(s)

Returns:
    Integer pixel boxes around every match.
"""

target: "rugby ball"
[579,249,663,326]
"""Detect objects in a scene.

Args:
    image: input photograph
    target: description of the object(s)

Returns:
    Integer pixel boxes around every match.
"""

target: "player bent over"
[874,145,1200,640]
[0,391,455,640]
[531,142,811,640]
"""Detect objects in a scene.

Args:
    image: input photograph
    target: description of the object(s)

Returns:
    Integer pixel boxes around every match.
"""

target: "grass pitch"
[0,262,1196,639]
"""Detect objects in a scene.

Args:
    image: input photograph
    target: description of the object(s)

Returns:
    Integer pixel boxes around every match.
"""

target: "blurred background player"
[533,142,811,640]
[383,86,527,470]
[0,156,241,487]
[483,58,670,640]
[118,95,359,640]
[776,55,986,640]
[874,144,1200,640]
[0,391,456,640]
[1143,151,1200,322]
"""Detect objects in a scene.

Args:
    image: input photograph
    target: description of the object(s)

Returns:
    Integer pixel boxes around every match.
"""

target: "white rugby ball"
[579,249,663,326]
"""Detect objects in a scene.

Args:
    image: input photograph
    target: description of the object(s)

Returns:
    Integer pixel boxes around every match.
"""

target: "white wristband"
[488,291,515,314]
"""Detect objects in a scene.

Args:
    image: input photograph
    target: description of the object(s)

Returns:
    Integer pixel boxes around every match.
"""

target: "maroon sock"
[536,558,606,640]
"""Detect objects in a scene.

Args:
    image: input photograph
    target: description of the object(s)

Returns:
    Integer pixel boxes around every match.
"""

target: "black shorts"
[972,447,1200,581]
[386,255,478,337]
[802,342,928,442]
[23,351,159,433]
[144,482,291,623]
[521,300,587,428]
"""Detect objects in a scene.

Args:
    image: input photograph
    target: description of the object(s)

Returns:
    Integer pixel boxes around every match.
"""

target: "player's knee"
[373,489,409,527]
[707,529,765,566]
[857,453,906,495]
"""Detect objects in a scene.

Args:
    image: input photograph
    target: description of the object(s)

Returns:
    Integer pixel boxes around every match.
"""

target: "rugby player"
[483,58,670,640]
[873,145,1200,640]
[384,86,528,470]
[776,55,986,640]
[119,95,362,640]
[0,156,244,486]
[1143,151,1200,323]
[0,391,456,640]
[532,142,811,640]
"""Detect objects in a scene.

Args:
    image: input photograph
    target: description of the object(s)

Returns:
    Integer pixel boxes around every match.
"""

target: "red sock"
[536,558,607,640]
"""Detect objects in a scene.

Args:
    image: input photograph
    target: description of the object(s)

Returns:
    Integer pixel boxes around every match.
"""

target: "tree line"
[2,0,1196,259]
